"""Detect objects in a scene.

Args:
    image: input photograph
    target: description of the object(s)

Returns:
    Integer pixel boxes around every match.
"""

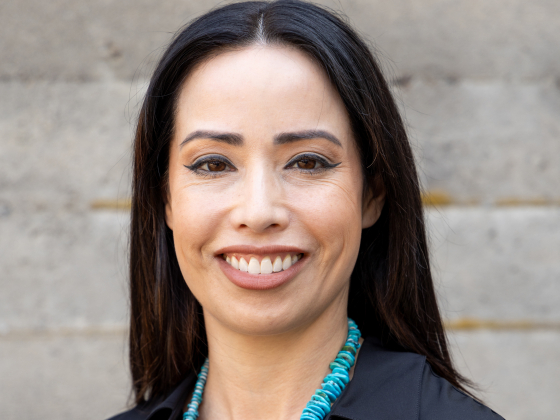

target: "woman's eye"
[202,161,227,172]
[295,158,321,170]
[286,154,340,172]
[185,156,235,175]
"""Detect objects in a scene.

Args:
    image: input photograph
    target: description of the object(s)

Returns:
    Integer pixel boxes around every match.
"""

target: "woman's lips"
[215,246,306,290]
[223,252,302,274]
[218,257,305,290]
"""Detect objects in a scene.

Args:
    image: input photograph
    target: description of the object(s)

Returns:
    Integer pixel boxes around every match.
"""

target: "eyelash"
[284,153,341,174]
[184,153,341,176]
[184,155,235,178]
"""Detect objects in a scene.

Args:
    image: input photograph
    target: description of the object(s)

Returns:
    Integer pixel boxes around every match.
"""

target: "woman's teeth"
[224,254,302,274]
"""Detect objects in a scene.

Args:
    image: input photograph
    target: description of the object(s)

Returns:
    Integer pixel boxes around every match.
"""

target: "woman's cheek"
[290,179,362,259]
[172,189,224,263]
[291,176,362,225]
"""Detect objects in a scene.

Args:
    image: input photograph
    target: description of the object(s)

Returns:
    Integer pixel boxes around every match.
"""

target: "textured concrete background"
[0,0,559,419]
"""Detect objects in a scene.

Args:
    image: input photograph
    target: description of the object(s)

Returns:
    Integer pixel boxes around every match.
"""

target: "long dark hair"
[129,0,472,405]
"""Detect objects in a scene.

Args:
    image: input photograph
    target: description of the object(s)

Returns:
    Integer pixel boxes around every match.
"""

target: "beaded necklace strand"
[183,318,361,420]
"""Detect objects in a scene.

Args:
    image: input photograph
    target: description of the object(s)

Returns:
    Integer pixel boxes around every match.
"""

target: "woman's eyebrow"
[179,129,342,148]
[274,130,342,147]
[180,130,243,148]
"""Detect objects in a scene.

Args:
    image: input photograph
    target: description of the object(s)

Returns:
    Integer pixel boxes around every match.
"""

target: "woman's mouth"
[215,246,306,290]
[221,253,303,274]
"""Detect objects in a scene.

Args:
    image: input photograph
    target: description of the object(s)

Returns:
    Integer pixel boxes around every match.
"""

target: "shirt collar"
[328,336,425,420]
[146,373,196,420]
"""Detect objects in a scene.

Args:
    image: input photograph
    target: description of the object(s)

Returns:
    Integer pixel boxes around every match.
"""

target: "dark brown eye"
[185,155,235,175]
[285,153,337,172]
[296,159,317,170]
[207,161,227,171]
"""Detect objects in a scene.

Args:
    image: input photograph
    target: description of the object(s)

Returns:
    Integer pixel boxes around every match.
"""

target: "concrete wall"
[1,1,558,419]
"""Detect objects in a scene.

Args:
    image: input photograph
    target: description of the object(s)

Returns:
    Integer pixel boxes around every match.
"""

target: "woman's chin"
[204,294,323,338]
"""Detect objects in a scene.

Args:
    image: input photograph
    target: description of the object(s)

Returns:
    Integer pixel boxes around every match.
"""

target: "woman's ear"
[362,176,386,229]
[164,190,174,231]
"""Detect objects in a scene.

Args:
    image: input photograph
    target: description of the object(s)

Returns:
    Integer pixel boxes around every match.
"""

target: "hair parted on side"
[129,0,474,405]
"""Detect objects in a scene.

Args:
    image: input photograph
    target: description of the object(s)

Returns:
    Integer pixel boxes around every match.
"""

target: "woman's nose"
[229,166,289,233]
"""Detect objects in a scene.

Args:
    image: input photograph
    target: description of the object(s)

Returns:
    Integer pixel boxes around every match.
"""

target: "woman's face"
[166,45,383,335]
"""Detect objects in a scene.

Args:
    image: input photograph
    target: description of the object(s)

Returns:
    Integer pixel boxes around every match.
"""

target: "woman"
[110,1,503,419]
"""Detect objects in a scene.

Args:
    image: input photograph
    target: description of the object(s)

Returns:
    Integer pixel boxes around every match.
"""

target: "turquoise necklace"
[184,318,361,420]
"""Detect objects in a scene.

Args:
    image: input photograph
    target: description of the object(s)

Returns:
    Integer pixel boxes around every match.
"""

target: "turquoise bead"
[323,380,342,395]
[332,367,349,376]
[311,394,330,406]
[337,352,354,365]
[316,389,336,402]
[329,361,346,370]
[304,405,325,417]
[330,372,349,385]
[324,374,346,388]
[341,345,357,356]
[346,339,359,348]
[333,357,352,369]
[319,388,338,402]
[306,400,330,415]
[338,350,355,362]
[314,400,331,414]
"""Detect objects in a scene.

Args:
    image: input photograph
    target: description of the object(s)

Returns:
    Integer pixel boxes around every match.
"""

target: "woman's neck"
[198,306,349,420]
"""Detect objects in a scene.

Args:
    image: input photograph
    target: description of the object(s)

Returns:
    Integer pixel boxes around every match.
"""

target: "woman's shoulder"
[106,406,148,420]
[105,373,196,420]
[106,402,173,420]
[418,360,503,420]
[329,336,504,420]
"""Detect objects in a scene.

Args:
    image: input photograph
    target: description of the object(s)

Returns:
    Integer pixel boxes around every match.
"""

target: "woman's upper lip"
[215,244,306,256]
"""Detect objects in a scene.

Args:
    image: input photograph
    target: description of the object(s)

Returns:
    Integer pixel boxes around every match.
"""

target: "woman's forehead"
[174,44,350,139]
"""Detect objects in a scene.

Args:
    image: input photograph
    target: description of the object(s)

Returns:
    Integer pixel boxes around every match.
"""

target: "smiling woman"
[165,45,378,324]
[108,1,502,420]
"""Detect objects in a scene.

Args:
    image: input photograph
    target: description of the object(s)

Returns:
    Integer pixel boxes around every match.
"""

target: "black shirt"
[108,337,504,420]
